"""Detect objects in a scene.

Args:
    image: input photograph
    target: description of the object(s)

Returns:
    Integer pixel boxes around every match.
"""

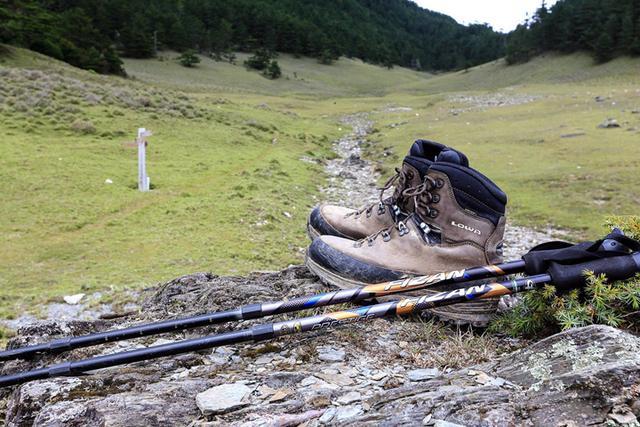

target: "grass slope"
[0,46,343,318]
[400,52,640,93]
[124,52,432,97]
[364,53,640,236]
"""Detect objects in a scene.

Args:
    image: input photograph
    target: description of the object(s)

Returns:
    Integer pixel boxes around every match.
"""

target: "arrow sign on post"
[137,128,152,192]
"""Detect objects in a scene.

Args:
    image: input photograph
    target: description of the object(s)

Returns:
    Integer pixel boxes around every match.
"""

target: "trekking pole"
[0,260,526,361]
[1,250,638,388]
[0,274,548,387]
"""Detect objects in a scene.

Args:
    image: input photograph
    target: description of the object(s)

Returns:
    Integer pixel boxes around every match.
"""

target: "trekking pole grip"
[549,252,640,293]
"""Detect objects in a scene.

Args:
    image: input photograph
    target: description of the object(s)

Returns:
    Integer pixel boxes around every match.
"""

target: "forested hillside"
[0,0,504,74]
[506,0,640,64]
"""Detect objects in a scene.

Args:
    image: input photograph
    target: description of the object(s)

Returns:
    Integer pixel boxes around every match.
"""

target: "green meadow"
[0,46,639,318]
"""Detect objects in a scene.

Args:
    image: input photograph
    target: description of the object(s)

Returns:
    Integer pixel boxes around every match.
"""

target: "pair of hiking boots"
[305,140,508,326]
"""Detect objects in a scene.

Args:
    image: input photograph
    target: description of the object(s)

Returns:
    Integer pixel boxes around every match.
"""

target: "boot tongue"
[408,140,469,168]
[436,148,467,165]
[404,148,467,179]
[409,139,447,158]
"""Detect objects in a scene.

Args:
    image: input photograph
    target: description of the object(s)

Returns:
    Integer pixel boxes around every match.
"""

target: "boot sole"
[306,221,322,241]
[305,254,497,328]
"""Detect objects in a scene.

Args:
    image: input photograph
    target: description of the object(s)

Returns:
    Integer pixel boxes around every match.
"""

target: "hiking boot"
[306,162,507,326]
[307,140,469,240]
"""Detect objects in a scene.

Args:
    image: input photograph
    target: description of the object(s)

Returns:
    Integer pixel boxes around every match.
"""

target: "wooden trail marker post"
[137,128,152,192]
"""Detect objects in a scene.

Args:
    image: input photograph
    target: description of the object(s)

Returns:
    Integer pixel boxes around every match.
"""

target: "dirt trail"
[321,113,379,208]
[322,112,557,260]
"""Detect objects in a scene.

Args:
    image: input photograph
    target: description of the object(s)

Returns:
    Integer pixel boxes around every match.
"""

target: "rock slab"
[407,368,439,382]
[195,383,252,415]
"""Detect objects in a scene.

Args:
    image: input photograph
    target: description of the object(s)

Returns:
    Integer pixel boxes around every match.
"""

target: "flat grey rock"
[317,345,346,362]
[337,390,361,405]
[407,368,440,381]
[195,383,253,415]
[334,405,364,422]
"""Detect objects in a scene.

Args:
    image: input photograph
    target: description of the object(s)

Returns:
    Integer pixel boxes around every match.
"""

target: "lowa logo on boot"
[451,221,482,235]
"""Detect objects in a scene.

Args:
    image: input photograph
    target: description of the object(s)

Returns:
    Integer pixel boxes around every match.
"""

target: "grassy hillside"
[400,52,640,93]
[367,53,640,235]
[0,46,343,318]
[124,52,432,97]
[1,45,639,319]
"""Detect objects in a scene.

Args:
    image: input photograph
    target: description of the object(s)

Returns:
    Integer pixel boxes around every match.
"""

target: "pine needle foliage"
[490,216,640,337]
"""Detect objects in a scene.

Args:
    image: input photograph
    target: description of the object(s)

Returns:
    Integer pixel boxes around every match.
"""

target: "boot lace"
[347,167,408,219]
[354,221,403,247]
[402,175,440,220]
[354,176,439,247]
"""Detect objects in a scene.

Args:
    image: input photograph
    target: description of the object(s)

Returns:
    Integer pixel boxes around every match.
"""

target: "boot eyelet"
[419,222,431,234]
[398,221,409,236]
[436,179,444,188]
[432,194,440,203]
[429,209,439,218]
[377,202,385,215]
[367,238,374,247]
[382,231,391,242]
[366,210,372,218]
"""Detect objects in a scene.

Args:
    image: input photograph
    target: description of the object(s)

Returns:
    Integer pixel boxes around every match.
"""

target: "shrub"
[263,60,281,79]
[70,119,97,134]
[490,216,640,337]
[84,93,102,105]
[178,50,200,68]
[318,49,337,65]
[223,52,236,64]
[13,101,28,112]
[244,48,274,71]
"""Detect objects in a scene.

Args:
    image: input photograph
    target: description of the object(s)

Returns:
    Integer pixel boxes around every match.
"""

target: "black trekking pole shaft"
[0,309,243,362]
[0,260,525,361]
[0,272,547,388]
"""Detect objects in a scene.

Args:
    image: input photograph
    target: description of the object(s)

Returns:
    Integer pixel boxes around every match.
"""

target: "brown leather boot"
[306,162,507,326]
[307,140,469,240]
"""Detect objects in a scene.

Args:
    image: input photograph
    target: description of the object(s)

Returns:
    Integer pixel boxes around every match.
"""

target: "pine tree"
[620,10,635,51]
[631,36,640,55]
[594,32,614,63]
[103,46,125,75]
[210,19,233,55]
[120,26,154,58]
[244,48,273,71]
[263,59,281,79]
[318,49,336,65]
[632,16,640,55]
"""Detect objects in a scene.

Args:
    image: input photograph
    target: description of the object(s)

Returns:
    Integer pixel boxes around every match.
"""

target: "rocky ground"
[2,116,637,426]
[2,271,640,426]
[447,93,543,116]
